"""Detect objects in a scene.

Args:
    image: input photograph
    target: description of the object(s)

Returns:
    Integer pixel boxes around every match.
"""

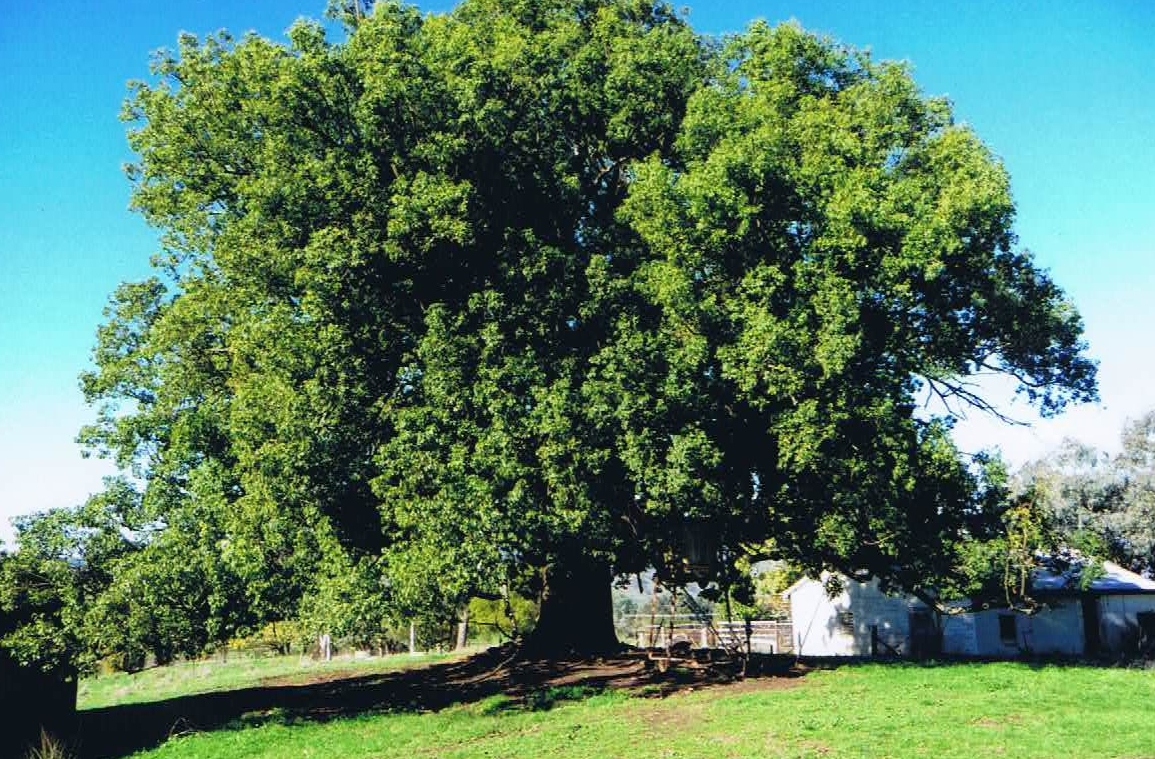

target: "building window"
[998,614,1017,645]
[838,610,854,634]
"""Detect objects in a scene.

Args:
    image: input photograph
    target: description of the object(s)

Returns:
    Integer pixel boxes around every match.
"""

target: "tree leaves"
[59,0,1097,660]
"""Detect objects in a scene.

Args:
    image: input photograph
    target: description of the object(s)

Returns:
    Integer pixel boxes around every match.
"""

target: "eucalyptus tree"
[82,0,1095,655]
[1020,413,1155,575]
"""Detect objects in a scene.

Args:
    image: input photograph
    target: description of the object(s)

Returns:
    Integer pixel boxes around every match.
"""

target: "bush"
[227,622,300,657]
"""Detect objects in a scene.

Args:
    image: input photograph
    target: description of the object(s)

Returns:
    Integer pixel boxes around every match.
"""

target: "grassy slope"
[79,652,452,710]
[121,661,1155,759]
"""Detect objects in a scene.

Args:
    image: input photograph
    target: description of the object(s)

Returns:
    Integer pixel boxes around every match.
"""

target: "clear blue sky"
[1,0,1152,545]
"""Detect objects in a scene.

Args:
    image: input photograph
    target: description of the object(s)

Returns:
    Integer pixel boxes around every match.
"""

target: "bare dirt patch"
[970,713,1024,730]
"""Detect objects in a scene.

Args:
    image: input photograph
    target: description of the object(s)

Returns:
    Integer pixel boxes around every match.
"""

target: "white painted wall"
[789,578,855,656]
[788,576,926,657]
[790,575,1155,658]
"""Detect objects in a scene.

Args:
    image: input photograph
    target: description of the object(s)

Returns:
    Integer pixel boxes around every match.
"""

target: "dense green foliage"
[98,661,1155,759]
[5,0,1095,666]
[0,482,139,673]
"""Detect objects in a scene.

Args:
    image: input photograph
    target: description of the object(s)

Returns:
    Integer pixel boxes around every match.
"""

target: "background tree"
[1018,411,1155,575]
[0,480,141,674]
[1106,412,1155,568]
[78,0,1095,658]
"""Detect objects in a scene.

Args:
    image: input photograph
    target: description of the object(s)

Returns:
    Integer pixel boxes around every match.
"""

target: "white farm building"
[784,561,1155,658]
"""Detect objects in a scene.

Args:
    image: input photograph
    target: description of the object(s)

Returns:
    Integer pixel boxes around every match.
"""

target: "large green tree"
[82,0,1095,656]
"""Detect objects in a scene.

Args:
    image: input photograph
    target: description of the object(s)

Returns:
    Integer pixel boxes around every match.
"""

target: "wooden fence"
[634,619,793,654]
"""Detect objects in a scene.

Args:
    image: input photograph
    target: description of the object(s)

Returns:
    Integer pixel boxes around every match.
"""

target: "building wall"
[940,613,979,655]
[789,577,925,657]
[942,602,1084,657]
[789,578,853,656]
[952,595,1155,657]
[1026,600,1085,655]
[791,577,1155,659]
[1098,594,1155,653]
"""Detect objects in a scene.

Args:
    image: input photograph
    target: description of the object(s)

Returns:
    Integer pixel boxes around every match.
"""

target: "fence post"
[319,633,332,662]
[455,606,470,650]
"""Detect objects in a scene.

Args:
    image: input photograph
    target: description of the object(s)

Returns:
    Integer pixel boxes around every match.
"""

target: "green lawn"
[78,651,454,710]
[95,659,1155,759]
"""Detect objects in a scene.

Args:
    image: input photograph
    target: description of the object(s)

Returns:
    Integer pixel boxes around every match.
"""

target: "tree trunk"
[522,552,619,658]
[455,605,470,650]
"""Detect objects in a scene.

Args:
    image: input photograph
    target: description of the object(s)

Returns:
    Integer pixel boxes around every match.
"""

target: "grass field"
[76,654,1155,759]
[78,651,454,710]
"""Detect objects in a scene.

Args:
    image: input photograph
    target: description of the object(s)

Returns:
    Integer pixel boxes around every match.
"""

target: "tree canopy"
[1017,412,1155,576]
[60,0,1097,657]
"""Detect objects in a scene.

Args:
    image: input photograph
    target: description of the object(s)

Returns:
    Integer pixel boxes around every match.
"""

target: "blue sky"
[1,0,1152,545]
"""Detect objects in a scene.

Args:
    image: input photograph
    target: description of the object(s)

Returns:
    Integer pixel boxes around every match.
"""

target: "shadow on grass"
[76,648,801,758]
[476,683,606,716]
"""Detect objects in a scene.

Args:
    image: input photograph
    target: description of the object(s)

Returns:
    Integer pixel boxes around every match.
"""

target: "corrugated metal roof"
[784,556,1155,603]
[1032,559,1155,594]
